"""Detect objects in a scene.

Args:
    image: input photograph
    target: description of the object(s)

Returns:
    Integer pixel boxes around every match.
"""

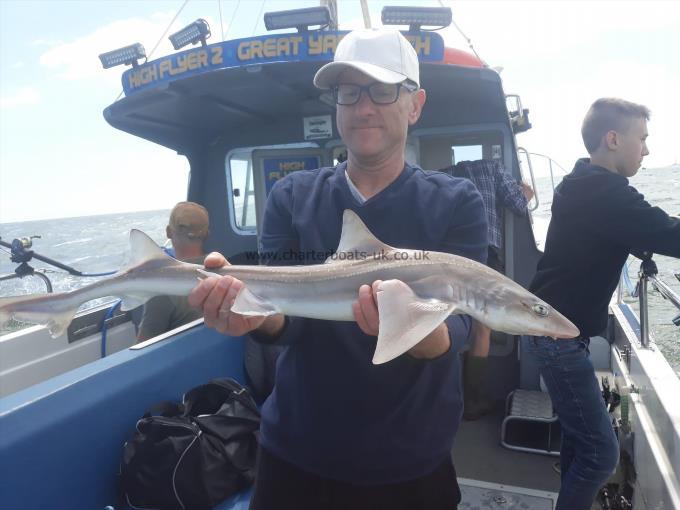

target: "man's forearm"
[254,313,286,340]
[408,322,451,359]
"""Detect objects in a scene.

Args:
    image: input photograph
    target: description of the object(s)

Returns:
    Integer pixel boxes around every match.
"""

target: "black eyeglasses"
[332,82,418,106]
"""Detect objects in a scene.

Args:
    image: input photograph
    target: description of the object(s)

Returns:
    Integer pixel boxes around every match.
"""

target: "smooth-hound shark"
[0,210,578,364]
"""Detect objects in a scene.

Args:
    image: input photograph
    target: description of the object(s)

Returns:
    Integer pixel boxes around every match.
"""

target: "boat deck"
[453,403,561,493]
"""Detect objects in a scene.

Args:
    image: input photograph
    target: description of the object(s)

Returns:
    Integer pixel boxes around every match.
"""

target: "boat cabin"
[2,6,678,510]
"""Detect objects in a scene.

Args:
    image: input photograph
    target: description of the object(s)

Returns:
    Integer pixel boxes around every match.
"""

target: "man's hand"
[352,280,451,359]
[189,252,283,337]
[353,281,381,336]
[521,182,535,202]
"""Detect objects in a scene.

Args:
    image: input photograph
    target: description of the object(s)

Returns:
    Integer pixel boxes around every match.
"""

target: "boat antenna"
[438,0,484,65]
[113,0,190,102]
[359,0,371,28]
[321,0,338,30]
[251,0,267,36]
[217,0,225,41]
[147,0,191,61]
[224,0,241,40]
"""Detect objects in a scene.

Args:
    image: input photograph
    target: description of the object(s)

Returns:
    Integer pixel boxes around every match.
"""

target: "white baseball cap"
[314,29,420,90]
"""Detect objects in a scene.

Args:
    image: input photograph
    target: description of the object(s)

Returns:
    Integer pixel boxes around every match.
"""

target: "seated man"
[137,202,209,342]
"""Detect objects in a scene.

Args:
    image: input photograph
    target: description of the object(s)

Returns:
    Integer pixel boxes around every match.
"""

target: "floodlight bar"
[264,6,331,32]
[381,6,452,31]
[169,19,211,50]
[98,43,146,69]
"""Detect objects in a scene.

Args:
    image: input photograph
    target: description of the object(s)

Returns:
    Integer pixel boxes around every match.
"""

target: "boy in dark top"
[526,98,680,510]
[189,29,487,509]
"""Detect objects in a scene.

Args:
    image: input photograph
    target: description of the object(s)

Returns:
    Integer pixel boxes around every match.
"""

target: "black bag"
[121,378,260,510]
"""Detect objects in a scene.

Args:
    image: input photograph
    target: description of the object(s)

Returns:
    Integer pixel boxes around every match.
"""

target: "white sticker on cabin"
[304,115,332,140]
[491,144,502,159]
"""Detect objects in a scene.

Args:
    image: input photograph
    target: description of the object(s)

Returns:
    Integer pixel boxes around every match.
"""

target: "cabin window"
[451,144,483,164]
[332,146,348,165]
[226,143,322,234]
[228,153,257,231]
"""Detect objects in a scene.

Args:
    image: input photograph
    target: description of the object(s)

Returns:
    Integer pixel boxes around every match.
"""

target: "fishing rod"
[0,235,116,293]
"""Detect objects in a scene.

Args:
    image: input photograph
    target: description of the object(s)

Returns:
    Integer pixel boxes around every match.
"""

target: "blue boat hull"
[0,326,251,509]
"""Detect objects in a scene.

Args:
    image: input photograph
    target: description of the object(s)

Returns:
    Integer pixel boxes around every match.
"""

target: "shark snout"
[533,312,580,339]
[551,317,580,339]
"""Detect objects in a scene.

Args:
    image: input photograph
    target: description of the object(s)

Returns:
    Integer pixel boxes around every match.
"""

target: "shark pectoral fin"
[46,311,78,338]
[231,288,279,316]
[120,295,151,311]
[372,279,456,365]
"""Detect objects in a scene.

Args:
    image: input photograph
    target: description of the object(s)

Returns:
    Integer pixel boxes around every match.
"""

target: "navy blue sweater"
[530,159,680,336]
[253,162,487,484]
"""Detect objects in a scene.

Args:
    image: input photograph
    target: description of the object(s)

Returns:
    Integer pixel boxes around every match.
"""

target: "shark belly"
[243,278,357,321]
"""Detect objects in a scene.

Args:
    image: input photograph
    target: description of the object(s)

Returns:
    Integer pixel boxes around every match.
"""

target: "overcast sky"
[1,0,678,222]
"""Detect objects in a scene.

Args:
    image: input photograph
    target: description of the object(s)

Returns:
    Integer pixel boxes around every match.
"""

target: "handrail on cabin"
[527,152,569,194]
[517,147,539,212]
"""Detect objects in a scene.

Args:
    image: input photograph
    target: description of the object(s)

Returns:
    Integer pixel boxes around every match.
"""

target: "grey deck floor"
[452,404,561,493]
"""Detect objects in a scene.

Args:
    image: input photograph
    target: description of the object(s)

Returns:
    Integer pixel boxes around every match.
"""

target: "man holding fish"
[190,29,487,509]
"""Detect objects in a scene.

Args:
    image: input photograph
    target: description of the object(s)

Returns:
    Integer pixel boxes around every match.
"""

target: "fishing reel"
[9,235,42,278]
[10,235,41,264]
[0,234,52,289]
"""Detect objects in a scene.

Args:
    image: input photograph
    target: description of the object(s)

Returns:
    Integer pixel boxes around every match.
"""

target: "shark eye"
[532,304,550,317]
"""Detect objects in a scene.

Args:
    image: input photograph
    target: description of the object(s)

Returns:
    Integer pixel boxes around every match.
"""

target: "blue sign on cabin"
[121,31,446,95]
[262,156,321,195]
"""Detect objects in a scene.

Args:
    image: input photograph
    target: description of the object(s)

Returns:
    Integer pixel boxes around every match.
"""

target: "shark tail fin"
[0,293,80,339]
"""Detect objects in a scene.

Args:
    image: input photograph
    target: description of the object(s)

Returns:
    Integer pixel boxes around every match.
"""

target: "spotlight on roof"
[169,19,211,50]
[381,6,452,31]
[98,43,146,69]
[264,6,331,32]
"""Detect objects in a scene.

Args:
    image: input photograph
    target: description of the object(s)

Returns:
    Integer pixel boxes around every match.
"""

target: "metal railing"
[527,152,569,193]
[630,256,680,347]
[517,147,539,211]
[516,150,569,214]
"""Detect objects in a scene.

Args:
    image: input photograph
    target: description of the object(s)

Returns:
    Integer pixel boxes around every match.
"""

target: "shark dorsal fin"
[127,229,176,266]
[327,210,394,263]
[116,230,180,311]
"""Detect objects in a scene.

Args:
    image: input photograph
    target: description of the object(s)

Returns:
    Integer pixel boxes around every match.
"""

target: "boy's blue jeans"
[522,335,619,510]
